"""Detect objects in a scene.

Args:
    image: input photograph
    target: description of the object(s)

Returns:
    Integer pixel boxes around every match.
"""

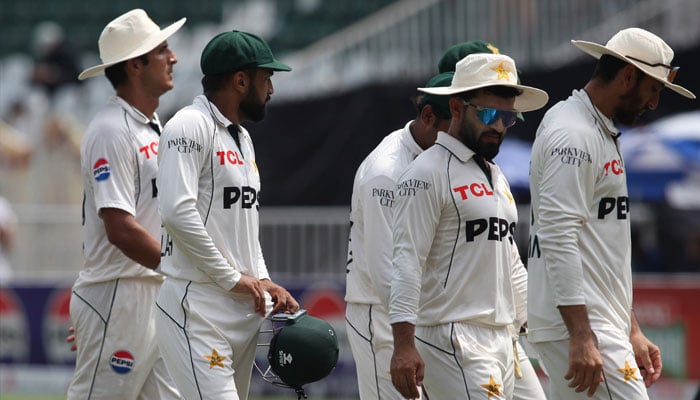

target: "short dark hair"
[412,95,451,120]
[202,68,257,95]
[104,54,149,89]
[202,73,232,95]
[458,86,523,102]
[591,54,629,83]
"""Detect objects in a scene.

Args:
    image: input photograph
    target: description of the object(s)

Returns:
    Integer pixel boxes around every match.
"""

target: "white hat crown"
[572,28,695,99]
[98,10,162,65]
[453,53,519,88]
[418,53,549,112]
[606,28,674,68]
[78,9,186,80]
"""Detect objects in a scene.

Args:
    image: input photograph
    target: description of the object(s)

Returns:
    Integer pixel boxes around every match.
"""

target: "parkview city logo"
[93,158,111,181]
[110,350,135,374]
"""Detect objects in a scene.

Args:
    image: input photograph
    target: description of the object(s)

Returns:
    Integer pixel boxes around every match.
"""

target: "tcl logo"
[603,159,624,176]
[223,186,257,209]
[140,142,158,159]
[217,150,244,165]
[453,183,493,200]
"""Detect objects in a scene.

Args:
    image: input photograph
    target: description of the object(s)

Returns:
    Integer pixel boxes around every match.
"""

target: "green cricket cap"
[201,30,291,75]
[422,71,454,118]
[267,314,339,389]
[438,40,500,73]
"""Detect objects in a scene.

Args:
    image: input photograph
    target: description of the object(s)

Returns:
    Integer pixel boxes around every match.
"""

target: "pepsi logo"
[0,288,30,362]
[93,158,111,181]
[43,288,76,363]
[302,288,345,319]
[110,350,135,374]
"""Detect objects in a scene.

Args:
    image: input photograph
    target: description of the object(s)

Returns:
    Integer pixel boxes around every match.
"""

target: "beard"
[475,138,501,160]
[240,90,267,122]
[616,79,647,126]
[458,118,503,160]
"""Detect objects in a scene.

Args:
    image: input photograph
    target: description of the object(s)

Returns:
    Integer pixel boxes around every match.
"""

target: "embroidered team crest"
[502,188,514,204]
[204,348,226,369]
[480,375,502,398]
[491,62,510,81]
[93,158,111,181]
[110,350,135,374]
[617,360,639,382]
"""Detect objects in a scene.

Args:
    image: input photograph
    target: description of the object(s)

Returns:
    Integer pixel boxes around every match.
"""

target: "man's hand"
[390,322,423,399]
[566,331,604,397]
[559,305,603,397]
[630,330,662,387]
[67,326,77,352]
[230,274,266,316]
[260,279,299,314]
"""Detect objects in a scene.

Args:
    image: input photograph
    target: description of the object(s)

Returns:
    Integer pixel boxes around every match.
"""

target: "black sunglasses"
[625,55,680,83]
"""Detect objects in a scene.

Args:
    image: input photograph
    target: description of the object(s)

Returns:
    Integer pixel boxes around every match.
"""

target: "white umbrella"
[621,111,700,206]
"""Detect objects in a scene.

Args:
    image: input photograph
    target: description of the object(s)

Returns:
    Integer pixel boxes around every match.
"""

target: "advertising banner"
[1,275,699,397]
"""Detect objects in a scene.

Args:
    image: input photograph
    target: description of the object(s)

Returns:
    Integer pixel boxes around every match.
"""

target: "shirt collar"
[194,94,233,130]
[400,120,424,156]
[434,131,477,163]
[111,95,160,127]
[573,89,620,138]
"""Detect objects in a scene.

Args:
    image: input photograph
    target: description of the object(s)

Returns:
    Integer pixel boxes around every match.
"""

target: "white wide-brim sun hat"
[572,27,695,99]
[418,53,549,112]
[79,9,186,80]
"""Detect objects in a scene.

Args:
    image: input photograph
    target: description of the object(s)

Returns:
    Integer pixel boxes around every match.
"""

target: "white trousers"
[415,322,514,400]
[68,277,179,400]
[513,338,547,400]
[346,302,416,400]
[534,329,649,400]
[155,278,270,400]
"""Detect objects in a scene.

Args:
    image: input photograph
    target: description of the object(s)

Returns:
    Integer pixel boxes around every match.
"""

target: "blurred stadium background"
[0,0,699,398]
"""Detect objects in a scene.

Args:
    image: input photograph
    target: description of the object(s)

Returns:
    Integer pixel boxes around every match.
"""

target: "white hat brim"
[418,83,549,112]
[571,40,695,99]
[78,17,186,80]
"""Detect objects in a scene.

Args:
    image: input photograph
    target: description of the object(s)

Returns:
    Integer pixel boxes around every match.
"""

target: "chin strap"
[295,387,308,399]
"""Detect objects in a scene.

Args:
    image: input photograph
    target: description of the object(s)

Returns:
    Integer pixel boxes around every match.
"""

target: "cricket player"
[345,71,453,400]
[438,41,546,400]
[389,53,549,400]
[68,9,184,399]
[155,30,298,400]
[528,28,694,399]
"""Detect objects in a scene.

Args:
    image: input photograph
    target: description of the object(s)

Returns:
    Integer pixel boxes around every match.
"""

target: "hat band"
[625,55,680,83]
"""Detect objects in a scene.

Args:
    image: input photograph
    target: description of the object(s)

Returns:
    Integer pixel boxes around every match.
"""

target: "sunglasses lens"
[477,108,498,125]
[500,111,517,128]
[477,108,517,128]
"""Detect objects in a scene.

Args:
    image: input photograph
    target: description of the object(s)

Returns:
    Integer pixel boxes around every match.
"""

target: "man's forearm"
[559,304,595,340]
[392,321,416,348]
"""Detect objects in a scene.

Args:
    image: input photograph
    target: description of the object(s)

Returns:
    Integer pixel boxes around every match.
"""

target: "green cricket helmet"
[266,311,339,396]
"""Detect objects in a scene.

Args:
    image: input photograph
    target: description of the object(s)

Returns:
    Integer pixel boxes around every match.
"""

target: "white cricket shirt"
[527,89,632,343]
[389,132,528,327]
[158,95,269,291]
[345,121,424,308]
[77,96,162,287]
